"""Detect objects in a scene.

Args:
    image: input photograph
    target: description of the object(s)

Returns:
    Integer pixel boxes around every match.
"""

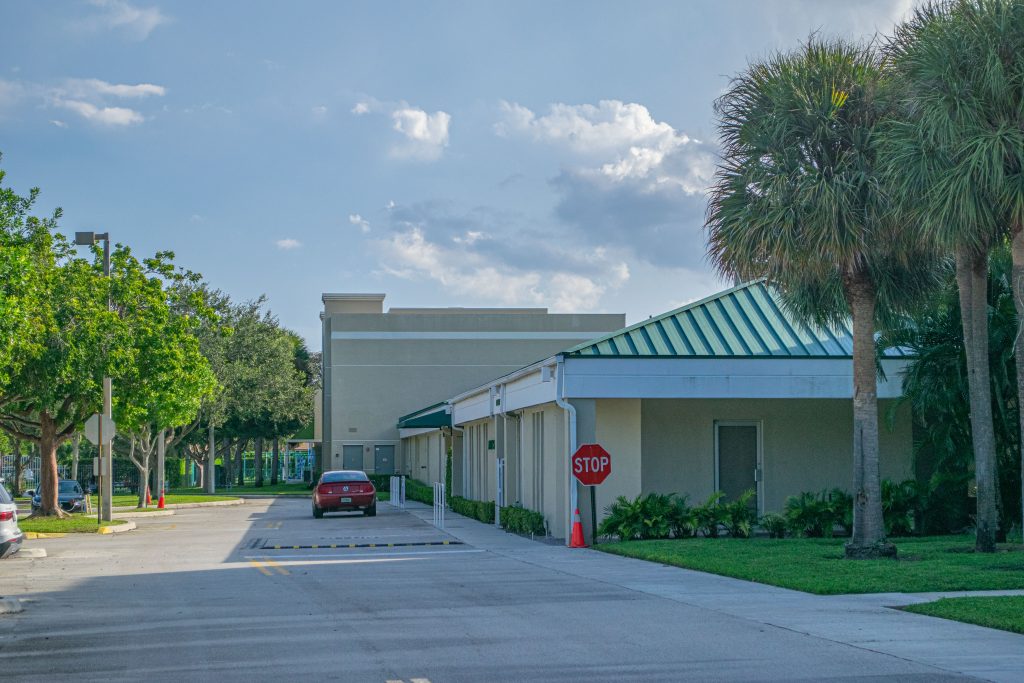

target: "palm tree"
[881,0,1024,551]
[707,38,936,559]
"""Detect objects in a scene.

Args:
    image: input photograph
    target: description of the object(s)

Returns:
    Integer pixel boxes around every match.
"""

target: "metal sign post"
[571,444,612,547]
[84,413,116,522]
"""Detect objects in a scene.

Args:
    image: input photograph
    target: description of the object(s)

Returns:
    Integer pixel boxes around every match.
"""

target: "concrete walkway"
[404,501,1024,683]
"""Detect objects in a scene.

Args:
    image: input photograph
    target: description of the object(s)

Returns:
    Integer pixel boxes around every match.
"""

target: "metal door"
[374,445,395,474]
[715,422,761,513]
[342,445,362,470]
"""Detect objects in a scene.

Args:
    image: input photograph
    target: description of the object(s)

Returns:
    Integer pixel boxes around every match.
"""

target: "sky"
[0,0,915,350]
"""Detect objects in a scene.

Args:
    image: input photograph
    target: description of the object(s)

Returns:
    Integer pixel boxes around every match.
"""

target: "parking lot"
[0,497,996,682]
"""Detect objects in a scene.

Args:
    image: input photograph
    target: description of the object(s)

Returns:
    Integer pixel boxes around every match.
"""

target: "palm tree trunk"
[844,274,894,559]
[254,436,265,487]
[956,247,999,552]
[1011,226,1024,543]
[271,438,280,486]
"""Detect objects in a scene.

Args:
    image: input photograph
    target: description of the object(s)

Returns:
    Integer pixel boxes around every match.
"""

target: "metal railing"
[388,475,406,509]
[432,481,445,529]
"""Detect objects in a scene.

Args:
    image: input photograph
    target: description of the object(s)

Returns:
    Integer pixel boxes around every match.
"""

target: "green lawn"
[19,514,129,534]
[93,494,239,507]
[597,536,1024,595]
[904,596,1024,635]
[170,483,311,496]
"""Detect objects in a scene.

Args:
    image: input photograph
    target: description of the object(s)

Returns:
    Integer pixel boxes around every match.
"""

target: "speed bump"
[263,540,461,550]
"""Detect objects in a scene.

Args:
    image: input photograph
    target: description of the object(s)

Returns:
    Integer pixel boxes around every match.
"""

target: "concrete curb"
[23,531,67,540]
[163,499,245,508]
[112,510,175,519]
[99,521,136,535]
[0,597,23,615]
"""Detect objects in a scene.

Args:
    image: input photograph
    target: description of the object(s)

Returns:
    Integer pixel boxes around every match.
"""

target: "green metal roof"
[397,402,452,429]
[564,280,906,359]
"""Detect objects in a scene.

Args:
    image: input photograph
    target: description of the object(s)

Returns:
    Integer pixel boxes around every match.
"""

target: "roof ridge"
[563,279,767,355]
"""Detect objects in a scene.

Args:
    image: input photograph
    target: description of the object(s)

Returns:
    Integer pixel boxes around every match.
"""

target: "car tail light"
[0,511,13,522]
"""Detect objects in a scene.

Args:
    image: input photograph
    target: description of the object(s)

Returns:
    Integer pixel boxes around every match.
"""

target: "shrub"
[598,493,677,540]
[668,494,697,538]
[450,495,495,524]
[367,474,392,492]
[882,478,920,536]
[404,478,434,506]
[500,504,546,535]
[722,489,757,538]
[759,512,787,538]
[693,491,726,538]
[827,488,853,536]
[784,491,835,538]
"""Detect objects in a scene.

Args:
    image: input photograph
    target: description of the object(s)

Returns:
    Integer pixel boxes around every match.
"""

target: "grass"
[597,536,1024,595]
[92,494,239,508]
[904,596,1024,635]
[170,483,311,496]
[19,514,129,533]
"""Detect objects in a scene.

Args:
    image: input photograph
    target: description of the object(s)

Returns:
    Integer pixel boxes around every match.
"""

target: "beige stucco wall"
[591,399,642,525]
[639,398,913,512]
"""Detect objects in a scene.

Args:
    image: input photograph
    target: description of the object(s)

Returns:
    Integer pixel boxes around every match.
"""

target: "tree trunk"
[956,247,999,552]
[71,433,81,481]
[271,438,280,486]
[235,439,247,486]
[204,423,216,493]
[37,411,65,517]
[254,437,265,487]
[1012,226,1024,543]
[844,274,894,559]
[12,438,23,496]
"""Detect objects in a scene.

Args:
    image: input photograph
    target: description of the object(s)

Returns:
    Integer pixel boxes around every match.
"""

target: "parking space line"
[248,559,273,577]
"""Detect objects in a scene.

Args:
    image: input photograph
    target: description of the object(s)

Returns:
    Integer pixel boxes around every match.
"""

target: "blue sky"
[1,0,913,349]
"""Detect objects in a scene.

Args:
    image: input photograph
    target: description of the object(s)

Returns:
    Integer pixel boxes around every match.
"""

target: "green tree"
[882,0,1024,550]
[706,39,936,558]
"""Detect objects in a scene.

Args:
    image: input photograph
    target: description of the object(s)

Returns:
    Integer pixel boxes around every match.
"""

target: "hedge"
[404,478,434,505]
[367,474,392,492]
[500,505,546,536]
[450,495,495,524]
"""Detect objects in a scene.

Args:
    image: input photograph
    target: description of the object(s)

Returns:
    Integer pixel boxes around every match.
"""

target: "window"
[321,471,369,484]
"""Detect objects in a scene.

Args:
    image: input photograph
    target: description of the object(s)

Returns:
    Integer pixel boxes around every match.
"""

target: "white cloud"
[311,105,328,118]
[390,107,451,161]
[87,0,168,41]
[50,119,67,128]
[55,99,144,126]
[496,99,711,194]
[64,78,165,99]
[351,97,451,162]
[348,214,371,233]
[275,238,302,250]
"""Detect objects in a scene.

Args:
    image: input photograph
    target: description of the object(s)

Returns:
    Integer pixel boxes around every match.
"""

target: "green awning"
[397,402,451,429]
[290,423,314,440]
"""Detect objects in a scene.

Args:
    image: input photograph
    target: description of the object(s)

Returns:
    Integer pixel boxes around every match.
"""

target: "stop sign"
[572,444,611,486]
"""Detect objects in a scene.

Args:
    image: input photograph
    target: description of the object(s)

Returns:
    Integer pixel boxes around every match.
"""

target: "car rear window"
[321,472,369,484]
[59,481,83,495]
[0,484,11,504]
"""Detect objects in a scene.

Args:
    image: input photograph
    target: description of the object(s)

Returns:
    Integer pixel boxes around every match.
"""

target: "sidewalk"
[406,502,1024,683]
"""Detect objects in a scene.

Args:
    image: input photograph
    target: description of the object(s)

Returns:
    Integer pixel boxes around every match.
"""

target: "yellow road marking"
[331,544,337,548]
[262,557,290,576]
[248,559,273,577]
[388,543,394,547]
[274,545,281,549]
[265,521,281,529]
[349,543,356,548]
[442,541,449,545]
[292,545,299,549]
[311,544,319,549]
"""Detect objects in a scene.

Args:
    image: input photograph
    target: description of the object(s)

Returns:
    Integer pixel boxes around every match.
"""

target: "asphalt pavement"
[0,497,1014,682]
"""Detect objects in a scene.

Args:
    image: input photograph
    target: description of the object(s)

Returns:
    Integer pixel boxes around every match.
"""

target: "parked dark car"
[0,481,23,559]
[312,470,376,518]
[31,479,86,513]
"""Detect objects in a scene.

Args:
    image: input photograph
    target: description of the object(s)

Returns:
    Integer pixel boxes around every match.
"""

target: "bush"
[882,478,920,536]
[598,493,677,540]
[669,494,697,538]
[367,474,392,492]
[450,495,495,523]
[784,491,835,538]
[759,512,788,538]
[828,488,854,536]
[501,504,546,535]
[693,491,727,538]
[404,478,434,506]
[722,489,757,538]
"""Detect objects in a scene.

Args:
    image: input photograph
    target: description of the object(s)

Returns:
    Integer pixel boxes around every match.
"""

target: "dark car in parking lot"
[31,479,87,513]
[312,470,376,518]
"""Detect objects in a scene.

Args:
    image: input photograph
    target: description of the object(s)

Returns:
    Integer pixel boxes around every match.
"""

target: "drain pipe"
[554,354,577,543]
[445,402,465,497]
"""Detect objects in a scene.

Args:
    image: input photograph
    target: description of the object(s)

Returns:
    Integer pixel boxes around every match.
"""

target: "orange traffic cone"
[569,508,588,548]
[145,486,152,506]
[157,490,165,509]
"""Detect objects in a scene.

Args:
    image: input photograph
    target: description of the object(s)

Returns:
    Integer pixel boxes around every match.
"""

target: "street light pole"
[76,231,113,522]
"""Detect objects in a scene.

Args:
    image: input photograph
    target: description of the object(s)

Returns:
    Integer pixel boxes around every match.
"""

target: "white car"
[0,482,23,559]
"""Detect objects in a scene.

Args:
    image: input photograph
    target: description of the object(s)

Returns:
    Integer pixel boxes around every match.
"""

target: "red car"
[313,470,376,518]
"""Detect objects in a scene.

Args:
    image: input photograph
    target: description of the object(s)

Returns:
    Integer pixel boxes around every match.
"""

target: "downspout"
[554,354,577,544]
[445,401,465,498]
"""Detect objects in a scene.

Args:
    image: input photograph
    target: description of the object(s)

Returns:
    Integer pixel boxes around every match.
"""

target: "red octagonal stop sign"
[572,444,611,486]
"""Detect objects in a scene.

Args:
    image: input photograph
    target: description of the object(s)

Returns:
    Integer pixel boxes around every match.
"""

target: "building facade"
[319,293,624,475]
